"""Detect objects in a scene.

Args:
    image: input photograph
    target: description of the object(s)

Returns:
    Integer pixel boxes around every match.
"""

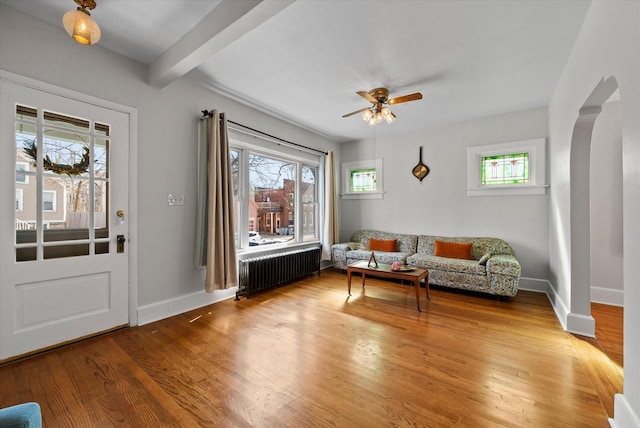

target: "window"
[350,168,376,192]
[231,139,321,250]
[43,191,56,212]
[481,153,528,185]
[467,138,547,196]
[14,104,111,262]
[16,162,29,184]
[301,165,318,240]
[341,158,384,199]
[15,189,23,212]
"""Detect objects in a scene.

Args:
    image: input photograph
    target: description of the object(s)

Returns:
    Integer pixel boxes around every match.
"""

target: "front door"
[1,78,130,361]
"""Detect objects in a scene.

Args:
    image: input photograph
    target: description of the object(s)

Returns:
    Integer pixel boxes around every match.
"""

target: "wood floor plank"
[0,269,621,427]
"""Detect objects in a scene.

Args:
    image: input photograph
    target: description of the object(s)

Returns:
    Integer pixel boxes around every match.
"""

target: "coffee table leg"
[347,270,352,295]
[425,272,430,301]
[362,273,366,288]
[414,279,421,312]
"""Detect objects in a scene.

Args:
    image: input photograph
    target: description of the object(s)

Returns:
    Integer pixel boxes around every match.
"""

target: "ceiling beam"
[148,0,294,88]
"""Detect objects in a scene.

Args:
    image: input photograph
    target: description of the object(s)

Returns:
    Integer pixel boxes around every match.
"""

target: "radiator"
[236,244,321,300]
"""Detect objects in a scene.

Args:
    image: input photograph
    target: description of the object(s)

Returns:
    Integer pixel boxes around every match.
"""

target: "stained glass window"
[481,153,529,185]
[350,168,377,192]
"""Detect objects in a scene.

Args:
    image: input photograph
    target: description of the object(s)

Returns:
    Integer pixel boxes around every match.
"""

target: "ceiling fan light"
[63,6,101,45]
[381,107,395,124]
[369,112,384,126]
[362,109,374,122]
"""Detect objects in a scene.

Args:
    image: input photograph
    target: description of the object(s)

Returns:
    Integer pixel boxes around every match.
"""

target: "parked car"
[248,231,275,246]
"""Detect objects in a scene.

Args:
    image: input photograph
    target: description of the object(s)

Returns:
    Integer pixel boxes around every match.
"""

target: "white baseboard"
[137,265,331,326]
[541,279,569,331]
[610,394,640,428]
[591,286,624,307]
[566,312,595,338]
[518,277,549,293]
[137,287,238,326]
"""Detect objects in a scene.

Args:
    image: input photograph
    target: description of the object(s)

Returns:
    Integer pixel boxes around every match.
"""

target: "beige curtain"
[322,150,338,260]
[195,110,237,292]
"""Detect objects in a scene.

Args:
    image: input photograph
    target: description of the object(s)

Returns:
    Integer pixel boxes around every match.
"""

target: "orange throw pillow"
[369,238,397,252]
[434,240,473,260]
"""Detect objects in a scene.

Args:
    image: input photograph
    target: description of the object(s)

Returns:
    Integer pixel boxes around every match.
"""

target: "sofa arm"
[0,402,42,428]
[486,254,521,277]
[331,243,352,270]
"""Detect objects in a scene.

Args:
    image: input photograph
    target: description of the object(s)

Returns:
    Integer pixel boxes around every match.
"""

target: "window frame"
[230,138,321,253]
[467,138,547,196]
[16,161,30,184]
[15,188,24,212]
[341,158,384,199]
[43,190,56,212]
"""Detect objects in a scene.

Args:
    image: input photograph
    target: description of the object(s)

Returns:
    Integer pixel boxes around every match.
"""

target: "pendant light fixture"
[63,0,101,45]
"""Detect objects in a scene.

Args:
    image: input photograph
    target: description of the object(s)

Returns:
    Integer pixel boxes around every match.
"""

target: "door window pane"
[14,105,111,260]
[95,137,109,178]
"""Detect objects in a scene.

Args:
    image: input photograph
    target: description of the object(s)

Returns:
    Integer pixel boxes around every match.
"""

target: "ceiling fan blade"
[357,91,377,103]
[387,92,423,105]
[342,106,371,118]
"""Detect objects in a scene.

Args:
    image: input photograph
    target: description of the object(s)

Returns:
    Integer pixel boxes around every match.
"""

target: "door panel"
[1,79,130,361]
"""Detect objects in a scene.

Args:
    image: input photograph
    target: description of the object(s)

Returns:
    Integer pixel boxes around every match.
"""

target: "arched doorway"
[567,76,621,336]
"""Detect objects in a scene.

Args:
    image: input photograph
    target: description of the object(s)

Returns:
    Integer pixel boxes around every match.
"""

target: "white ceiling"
[0,0,592,143]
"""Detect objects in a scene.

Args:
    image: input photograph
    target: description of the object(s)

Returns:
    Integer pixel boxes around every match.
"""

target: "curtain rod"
[201,110,328,156]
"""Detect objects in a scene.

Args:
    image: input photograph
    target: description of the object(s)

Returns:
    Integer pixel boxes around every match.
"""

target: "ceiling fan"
[342,87,423,125]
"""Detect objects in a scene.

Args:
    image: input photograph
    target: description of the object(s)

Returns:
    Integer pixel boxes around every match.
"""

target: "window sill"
[237,240,321,258]
[467,185,549,197]
[340,192,385,200]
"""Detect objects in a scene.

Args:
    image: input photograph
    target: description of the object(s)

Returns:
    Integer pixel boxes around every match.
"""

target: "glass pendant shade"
[362,107,395,126]
[63,8,101,45]
[381,107,395,124]
[362,109,374,122]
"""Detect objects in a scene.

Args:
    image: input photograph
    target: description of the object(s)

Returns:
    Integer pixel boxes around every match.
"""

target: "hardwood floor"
[0,270,622,427]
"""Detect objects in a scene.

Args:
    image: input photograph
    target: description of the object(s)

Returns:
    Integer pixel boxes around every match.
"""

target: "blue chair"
[0,402,42,428]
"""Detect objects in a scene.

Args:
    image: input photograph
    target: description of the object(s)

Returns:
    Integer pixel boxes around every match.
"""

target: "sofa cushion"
[350,230,418,254]
[370,238,397,252]
[407,254,487,275]
[417,236,515,259]
[434,240,473,260]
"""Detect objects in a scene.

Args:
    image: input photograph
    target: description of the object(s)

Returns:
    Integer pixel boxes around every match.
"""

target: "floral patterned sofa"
[331,230,521,297]
[331,230,419,270]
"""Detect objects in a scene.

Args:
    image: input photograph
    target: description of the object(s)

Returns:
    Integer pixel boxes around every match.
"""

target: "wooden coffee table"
[347,261,429,311]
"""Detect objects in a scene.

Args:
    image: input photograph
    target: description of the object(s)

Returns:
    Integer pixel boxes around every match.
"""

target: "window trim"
[341,158,384,199]
[43,190,56,212]
[16,161,29,184]
[15,188,24,212]
[230,138,321,253]
[467,138,547,196]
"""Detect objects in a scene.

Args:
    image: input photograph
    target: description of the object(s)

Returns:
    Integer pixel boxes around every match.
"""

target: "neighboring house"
[15,150,66,230]
[253,179,315,235]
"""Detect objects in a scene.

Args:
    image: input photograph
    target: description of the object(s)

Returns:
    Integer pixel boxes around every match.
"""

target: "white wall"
[0,5,339,318]
[590,100,623,306]
[339,107,549,286]
[548,1,640,426]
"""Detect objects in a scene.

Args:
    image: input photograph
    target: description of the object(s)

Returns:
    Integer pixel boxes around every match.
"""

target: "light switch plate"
[168,194,184,206]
